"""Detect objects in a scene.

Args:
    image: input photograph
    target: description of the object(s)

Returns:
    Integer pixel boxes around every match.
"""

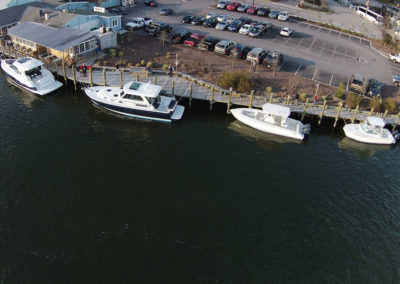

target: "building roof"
[0,1,56,28]
[8,22,95,51]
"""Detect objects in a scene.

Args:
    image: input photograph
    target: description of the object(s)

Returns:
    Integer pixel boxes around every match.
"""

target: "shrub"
[345,93,361,108]
[110,52,116,57]
[163,64,168,70]
[118,52,124,57]
[146,62,153,68]
[383,97,397,113]
[336,82,345,99]
[109,49,116,54]
[368,97,382,112]
[140,60,146,66]
[219,71,251,93]
[383,33,392,45]
[166,52,171,59]
[135,63,141,67]
[300,93,307,101]
[155,52,159,56]
[203,67,208,73]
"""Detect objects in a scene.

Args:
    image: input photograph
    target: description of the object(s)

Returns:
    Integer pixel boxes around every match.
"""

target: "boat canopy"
[123,81,162,98]
[13,57,42,71]
[366,116,386,127]
[262,103,290,118]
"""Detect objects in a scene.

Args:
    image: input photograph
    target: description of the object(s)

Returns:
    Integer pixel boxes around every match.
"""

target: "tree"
[336,82,345,99]
[345,93,361,108]
[383,97,397,113]
[219,71,252,93]
[160,30,168,46]
[368,97,382,112]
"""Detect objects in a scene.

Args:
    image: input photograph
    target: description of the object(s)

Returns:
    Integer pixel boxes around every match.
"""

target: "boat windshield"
[147,95,161,105]
[25,66,42,78]
[361,121,381,135]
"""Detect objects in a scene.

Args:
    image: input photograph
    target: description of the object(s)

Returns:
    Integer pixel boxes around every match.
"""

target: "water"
[1,74,400,283]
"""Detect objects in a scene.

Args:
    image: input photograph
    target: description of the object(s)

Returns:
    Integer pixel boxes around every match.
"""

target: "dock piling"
[351,105,360,123]
[318,98,327,125]
[301,98,310,121]
[227,87,233,114]
[249,90,254,108]
[333,102,343,127]
[136,74,139,81]
[103,69,107,86]
[369,107,374,116]
[209,85,214,111]
[189,82,193,108]
[172,80,175,96]
[154,76,157,85]
[89,67,93,86]
[120,70,123,89]
[72,65,77,91]
[62,61,67,86]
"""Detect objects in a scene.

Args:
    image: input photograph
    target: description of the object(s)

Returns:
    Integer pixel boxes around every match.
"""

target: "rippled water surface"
[1,74,400,283]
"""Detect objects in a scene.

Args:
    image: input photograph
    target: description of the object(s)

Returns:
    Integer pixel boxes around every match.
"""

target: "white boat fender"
[393,129,400,141]
[303,123,311,135]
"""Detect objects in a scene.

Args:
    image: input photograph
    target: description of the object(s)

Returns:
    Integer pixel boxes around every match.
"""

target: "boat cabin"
[360,117,386,135]
[9,57,43,78]
[261,103,291,124]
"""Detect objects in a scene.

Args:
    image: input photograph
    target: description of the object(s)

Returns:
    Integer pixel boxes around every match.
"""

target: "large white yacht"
[84,81,185,122]
[1,57,63,95]
[230,103,310,140]
[343,117,396,145]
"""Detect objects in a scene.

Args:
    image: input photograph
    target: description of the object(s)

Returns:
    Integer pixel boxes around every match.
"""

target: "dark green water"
[1,73,400,283]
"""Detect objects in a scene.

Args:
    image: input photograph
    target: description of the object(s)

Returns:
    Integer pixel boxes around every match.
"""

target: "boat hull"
[343,124,395,145]
[230,108,304,140]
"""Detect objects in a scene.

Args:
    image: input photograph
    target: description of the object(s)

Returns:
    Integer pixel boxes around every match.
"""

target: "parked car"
[230,44,252,59]
[214,40,236,55]
[226,2,241,11]
[239,24,252,35]
[236,17,250,25]
[181,15,195,24]
[389,53,400,63]
[350,74,365,93]
[125,17,152,30]
[217,1,228,9]
[280,27,293,37]
[216,20,230,30]
[261,21,273,31]
[206,12,218,19]
[203,16,219,27]
[146,22,172,36]
[184,34,204,47]
[366,79,382,97]
[268,10,279,19]
[249,24,267,37]
[228,19,243,32]
[191,16,206,25]
[237,4,250,12]
[144,0,157,6]
[278,11,290,21]
[247,6,259,15]
[217,14,229,22]
[160,8,173,15]
[246,47,268,63]
[198,36,220,51]
[263,51,283,69]
[170,29,191,44]
[393,75,400,87]
[257,7,270,16]
[226,17,236,24]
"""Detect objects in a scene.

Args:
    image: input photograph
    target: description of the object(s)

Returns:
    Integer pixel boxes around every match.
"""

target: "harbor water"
[1,73,400,283]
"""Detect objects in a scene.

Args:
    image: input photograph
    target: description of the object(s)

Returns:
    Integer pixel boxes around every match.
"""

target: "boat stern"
[171,105,185,121]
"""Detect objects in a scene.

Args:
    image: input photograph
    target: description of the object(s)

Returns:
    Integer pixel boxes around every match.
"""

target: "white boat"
[230,103,310,140]
[1,57,63,95]
[84,81,185,122]
[343,116,396,144]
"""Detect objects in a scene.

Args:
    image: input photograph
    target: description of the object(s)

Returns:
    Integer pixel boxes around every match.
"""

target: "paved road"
[125,0,396,89]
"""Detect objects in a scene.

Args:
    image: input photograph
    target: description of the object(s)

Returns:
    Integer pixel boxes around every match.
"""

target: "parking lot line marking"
[329,72,334,86]
[308,38,316,50]
[312,68,318,81]
[295,64,302,75]
[331,44,337,58]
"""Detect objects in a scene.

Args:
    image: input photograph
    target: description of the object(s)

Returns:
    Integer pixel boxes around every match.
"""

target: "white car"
[280,27,293,37]
[278,11,290,21]
[216,21,229,30]
[239,24,252,35]
[206,12,218,19]
[217,14,228,22]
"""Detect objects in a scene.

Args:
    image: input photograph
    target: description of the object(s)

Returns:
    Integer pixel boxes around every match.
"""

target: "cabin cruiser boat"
[84,81,185,122]
[230,103,310,140]
[1,57,62,95]
[343,116,396,145]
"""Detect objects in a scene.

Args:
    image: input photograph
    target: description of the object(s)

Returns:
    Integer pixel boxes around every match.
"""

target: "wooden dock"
[2,46,400,128]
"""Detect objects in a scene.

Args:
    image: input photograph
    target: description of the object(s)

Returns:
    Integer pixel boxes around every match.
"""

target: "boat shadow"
[338,137,393,159]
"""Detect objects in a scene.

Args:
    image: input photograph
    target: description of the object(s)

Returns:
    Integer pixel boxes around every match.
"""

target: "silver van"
[214,40,236,55]
[246,47,268,64]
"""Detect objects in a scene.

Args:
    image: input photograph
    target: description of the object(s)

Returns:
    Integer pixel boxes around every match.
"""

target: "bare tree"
[160,30,167,46]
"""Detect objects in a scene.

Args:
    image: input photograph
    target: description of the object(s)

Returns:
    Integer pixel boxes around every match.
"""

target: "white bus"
[356,6,384,25]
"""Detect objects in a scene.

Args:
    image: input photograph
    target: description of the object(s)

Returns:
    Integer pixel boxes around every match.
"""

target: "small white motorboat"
[343,116,396,145]
[84,81,184,122]
[1,57,62,95]
[230,103,310,140]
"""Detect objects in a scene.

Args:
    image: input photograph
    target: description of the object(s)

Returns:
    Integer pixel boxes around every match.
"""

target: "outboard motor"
[303,123,312,135]
[393,129,400,141]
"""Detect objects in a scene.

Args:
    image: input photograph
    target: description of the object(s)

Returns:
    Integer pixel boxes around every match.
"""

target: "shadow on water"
[338,137,393,160]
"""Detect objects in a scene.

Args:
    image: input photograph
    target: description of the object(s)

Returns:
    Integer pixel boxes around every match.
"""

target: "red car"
[247,6,259,15]
[183,34,204,47]
[226,2,241,11]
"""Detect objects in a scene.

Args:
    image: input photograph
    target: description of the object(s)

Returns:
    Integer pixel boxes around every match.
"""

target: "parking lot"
[126,0,395,89]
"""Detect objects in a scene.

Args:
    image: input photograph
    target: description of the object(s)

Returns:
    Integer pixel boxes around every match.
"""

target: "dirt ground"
[97,33,340,102]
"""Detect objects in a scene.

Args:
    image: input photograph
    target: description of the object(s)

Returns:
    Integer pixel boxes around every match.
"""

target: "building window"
[79,43,84,53]
[112,19,118,27]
